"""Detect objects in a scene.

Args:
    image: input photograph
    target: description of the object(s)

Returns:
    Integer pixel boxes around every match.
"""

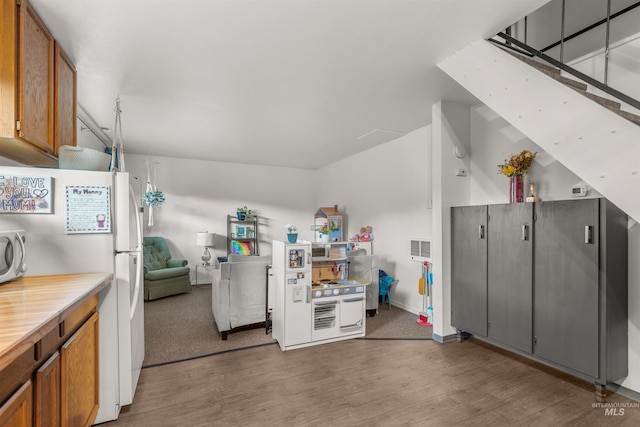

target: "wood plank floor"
[101,338,640,426]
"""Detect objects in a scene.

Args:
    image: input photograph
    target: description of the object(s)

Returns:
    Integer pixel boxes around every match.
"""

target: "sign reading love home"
[0,175,53,213]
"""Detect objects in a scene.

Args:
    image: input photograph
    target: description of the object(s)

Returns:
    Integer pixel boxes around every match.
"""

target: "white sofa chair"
[212,255,271,340]
[348,249,379,317]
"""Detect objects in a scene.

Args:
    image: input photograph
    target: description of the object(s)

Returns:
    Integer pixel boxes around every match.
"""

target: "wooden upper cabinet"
[19,0,55,153]
[54,42,76,153]
[0,0,74,166]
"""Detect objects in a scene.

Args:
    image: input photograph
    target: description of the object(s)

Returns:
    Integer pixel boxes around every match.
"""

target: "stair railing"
[489,0,640,111]
[490,32,640,111]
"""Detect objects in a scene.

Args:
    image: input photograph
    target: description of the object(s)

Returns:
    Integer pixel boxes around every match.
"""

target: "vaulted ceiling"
[31,0,550,169]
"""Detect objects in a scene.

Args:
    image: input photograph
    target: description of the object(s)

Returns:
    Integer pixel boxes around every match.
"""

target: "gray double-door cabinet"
[451,198,628,385]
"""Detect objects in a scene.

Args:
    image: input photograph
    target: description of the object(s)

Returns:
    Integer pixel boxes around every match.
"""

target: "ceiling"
[31,0,550,169]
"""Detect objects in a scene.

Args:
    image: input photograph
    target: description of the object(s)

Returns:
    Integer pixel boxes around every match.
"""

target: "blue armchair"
[143,236,191,300]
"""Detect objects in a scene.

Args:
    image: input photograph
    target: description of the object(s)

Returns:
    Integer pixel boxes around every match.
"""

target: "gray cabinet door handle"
[479,225,485,239]
[585,225,593,244]
[522,225,529,241]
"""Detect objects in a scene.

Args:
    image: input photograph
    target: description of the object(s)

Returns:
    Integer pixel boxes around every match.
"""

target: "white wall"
[468,104,597,204]
[125,127,433,307]
[316,126,432,314]
[125,154,317,282]
[431,101,472,341]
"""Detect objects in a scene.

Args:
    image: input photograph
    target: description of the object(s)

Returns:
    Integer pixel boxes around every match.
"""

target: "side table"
[195,263,216,285]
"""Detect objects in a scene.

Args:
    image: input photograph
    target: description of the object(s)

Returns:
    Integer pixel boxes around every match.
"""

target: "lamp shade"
[196,232,215,247]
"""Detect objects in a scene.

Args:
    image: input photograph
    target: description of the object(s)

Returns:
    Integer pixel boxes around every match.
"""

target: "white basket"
[58,146,111,171]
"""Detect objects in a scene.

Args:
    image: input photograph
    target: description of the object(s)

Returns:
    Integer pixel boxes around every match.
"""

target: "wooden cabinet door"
[54,42,76,153]
[18,0,55,152]
[35,352,60,427]
[451,205,488,336]
[61,312,99,427]
[0,380,33,427]
[487,203,533,353]
[534,199,599,377]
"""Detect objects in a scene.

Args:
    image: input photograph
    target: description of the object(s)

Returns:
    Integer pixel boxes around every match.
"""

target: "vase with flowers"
[497,149,537,203]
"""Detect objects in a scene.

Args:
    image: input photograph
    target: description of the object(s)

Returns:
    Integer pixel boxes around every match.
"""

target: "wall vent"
[410,239,432,262]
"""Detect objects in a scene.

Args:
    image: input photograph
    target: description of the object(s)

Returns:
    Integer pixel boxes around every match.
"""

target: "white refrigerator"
[0,166,144,424]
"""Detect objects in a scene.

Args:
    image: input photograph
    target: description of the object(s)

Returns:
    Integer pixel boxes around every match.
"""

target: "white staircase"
[438,38,640,222]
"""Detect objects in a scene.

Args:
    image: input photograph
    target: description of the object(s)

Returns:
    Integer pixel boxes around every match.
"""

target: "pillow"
[231,240,252,255]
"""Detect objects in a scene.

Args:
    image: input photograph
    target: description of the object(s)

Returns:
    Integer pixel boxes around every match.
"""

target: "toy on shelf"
[314,205,343,242]
[350,226,374,242]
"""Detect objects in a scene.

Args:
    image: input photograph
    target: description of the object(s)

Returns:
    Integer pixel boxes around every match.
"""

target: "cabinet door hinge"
[16,120,21,131]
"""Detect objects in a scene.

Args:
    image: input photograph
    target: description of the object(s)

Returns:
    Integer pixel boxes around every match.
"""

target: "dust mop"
[417,262,432,326]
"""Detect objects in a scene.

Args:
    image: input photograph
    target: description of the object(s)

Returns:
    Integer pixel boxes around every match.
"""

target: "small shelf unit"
[226,214,259,255]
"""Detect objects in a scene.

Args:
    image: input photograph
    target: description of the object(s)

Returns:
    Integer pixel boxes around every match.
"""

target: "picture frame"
[231,240,252,255]
[235,225,246,238]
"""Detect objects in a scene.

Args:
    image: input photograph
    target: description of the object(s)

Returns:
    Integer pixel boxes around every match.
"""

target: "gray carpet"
[143,284,432,367]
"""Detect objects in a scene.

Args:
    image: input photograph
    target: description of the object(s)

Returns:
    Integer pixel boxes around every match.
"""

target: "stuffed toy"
[359,226,373,242]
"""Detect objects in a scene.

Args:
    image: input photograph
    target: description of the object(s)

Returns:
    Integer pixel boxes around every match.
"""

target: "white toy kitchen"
[270,240,368,351]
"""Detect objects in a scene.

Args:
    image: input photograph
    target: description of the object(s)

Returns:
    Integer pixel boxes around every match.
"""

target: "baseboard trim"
[142,341,278,369]
[608,383,640,403]
[386,300,419,315]
[432,333,457,343]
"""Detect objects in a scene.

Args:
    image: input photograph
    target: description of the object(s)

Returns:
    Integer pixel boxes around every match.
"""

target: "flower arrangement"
[498,149,537,177]
[142,189,166,206]
[317,224,329,235]
[285,224,297,234]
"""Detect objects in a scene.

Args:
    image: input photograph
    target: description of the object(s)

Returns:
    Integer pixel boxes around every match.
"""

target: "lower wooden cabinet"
[35,352,60,427]
[0,381,33,427]
[0,299,100,427]
[61,312,99,427]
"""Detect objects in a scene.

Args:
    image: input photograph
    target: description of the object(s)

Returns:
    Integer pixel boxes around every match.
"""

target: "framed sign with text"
[65,186,111,234]
[0,175,53,213]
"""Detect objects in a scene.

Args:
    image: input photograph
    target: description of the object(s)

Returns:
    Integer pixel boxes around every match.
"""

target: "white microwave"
[0,230,26,284]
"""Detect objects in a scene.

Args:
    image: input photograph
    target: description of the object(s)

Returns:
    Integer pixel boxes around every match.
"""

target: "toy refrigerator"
[271,240,312,350]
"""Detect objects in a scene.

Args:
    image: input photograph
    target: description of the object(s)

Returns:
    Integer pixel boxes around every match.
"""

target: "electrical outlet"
[455,168,467,177]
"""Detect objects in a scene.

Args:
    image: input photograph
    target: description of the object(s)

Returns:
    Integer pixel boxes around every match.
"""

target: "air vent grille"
[410,239,432,262]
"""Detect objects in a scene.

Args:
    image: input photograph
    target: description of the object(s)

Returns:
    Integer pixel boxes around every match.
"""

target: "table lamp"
[196,231,215,266]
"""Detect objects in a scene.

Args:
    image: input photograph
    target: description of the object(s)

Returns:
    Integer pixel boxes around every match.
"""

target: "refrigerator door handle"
[130,252,142,320]
[129,182,144,321]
